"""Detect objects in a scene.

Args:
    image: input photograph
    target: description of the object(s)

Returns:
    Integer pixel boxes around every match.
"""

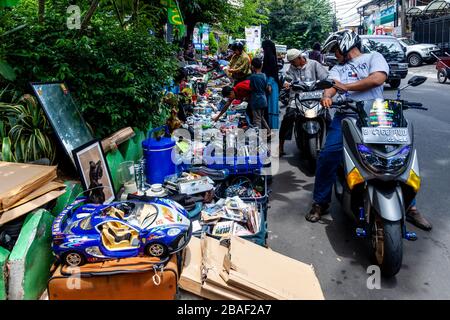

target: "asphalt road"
[268,64,450,299]
[180,64,450,300]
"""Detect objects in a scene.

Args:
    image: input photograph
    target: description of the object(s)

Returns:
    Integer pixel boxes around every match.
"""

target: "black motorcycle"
[331,75,428,277]
[289,79,331,169]
[278,61,290,107]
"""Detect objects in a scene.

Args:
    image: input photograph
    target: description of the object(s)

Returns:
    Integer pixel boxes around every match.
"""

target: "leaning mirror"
[31,82,93,165]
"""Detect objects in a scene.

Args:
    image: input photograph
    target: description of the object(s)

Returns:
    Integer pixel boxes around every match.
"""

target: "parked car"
[324,35,408,89]
[52,197,192,266]
[398,37,441,67]
[361,35,408,89]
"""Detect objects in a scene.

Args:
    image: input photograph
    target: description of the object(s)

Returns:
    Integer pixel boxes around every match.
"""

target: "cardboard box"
[221,236,325,300]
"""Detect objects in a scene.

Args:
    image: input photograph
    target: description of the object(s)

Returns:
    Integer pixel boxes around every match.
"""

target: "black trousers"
[279,106,297,141]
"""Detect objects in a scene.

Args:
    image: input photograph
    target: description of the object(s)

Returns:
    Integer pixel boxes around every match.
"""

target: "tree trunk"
[186,22,196,47]
[110,0,124,28]
[80,0,101,31]
[38,0,45,24]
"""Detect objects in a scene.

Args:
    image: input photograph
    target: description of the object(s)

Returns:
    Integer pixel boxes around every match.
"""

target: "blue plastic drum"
[142,126,176,184]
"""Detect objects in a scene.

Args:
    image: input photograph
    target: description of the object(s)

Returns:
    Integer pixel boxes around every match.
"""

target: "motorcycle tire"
[308,135,319,160]
[437,70,447,84]
[370,217,403,277]
[307,136,319,171]
[294,125,303,152]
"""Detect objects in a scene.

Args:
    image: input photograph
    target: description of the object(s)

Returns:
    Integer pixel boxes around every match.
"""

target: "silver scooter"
[331,75,428,277]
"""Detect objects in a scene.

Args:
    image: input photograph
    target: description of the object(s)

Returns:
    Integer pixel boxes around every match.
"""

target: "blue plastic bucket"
[142,126,176,184]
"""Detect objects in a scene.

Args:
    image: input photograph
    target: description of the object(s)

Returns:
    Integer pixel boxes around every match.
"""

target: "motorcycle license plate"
[362,127,410,145]
[298,91,322,100]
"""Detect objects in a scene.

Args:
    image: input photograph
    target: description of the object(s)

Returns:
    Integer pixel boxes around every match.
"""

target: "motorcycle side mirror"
[315,79,334,90]
[408,76,427,87]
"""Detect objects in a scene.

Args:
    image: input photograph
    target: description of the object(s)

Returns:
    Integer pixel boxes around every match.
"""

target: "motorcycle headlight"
[357,144,411,173]
[304,107,318,118]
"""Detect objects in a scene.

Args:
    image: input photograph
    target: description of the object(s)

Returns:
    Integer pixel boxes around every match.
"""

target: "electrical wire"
[335,0,363,9]
[339,0,365,16]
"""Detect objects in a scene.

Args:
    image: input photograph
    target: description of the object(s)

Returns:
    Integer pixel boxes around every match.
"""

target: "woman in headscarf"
[261,39,280,129]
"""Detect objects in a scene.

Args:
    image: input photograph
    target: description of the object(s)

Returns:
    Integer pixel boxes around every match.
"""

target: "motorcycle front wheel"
[307,135,319,171]
[370,215,403,277]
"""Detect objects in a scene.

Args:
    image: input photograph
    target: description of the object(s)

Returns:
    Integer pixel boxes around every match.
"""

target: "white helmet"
[322,30,361,57]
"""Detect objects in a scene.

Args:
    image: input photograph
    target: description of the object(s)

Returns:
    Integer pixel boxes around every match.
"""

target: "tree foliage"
[208,32,218,54]
[0,1,178,138]
[179,0,269,42]
[262,0,333,50]
[220,0,269,36]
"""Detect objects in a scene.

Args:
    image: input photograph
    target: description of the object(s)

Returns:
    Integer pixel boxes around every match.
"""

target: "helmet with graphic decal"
[322,30,361,61]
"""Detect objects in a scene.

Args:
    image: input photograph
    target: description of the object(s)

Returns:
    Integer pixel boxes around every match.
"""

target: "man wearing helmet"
[305,30,432,231]
[228,41,252,85]
[279,48,329,155]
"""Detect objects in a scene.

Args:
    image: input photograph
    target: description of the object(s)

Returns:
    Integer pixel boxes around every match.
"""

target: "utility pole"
[401,0,407,36]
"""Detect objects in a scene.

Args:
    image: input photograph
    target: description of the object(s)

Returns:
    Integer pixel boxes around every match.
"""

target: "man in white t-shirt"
[305,30,432,232]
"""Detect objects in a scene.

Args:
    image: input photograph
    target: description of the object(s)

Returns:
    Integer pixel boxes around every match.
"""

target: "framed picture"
[30,82,93,165]
[72,140,115,204]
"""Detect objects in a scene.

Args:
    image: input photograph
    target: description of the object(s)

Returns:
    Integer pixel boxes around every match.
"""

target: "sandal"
[305,204,327,223]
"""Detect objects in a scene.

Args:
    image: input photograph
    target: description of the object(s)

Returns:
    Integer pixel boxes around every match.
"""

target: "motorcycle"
[279,85,290,108]
[289,79,330,169]
[278,62,290,107]
[330,75,428,277]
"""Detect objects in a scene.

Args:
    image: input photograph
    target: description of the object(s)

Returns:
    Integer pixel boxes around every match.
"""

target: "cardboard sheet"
[179,236,252,300]
[179,236,203,296]
[221,236,325,300]
[1,182,65,213]
[201,236,261,300]
[0,161,57,211]
[0,189,66,226]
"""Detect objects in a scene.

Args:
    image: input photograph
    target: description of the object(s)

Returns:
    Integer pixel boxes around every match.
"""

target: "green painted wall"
[8,209,55,300]
[51,181,83,216]
[106,148,125,194]
[0,247,10,300]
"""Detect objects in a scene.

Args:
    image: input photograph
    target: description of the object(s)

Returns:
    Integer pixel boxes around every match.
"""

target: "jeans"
[313,113,417,209]
[313,113,346,205]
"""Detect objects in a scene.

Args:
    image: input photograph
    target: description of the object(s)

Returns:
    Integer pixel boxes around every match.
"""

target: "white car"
[398,38,441,67]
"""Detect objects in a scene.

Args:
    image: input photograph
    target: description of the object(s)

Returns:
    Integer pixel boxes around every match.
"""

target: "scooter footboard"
[367,185,405,222]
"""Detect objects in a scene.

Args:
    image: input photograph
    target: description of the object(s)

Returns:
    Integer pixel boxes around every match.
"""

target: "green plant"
[0,95,55,163]
[208,32,218,54]
[1,1,179,138]
[218,34,229,53]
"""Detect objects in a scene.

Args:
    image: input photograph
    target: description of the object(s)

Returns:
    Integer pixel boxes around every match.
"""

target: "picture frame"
[72,140,115,204]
